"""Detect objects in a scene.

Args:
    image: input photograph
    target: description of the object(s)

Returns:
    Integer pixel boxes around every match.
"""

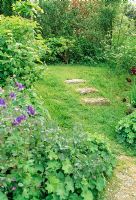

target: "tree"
[125,2,136,26]
[13,0,43,19]
[0,0,17,15]
[98,0,123,45]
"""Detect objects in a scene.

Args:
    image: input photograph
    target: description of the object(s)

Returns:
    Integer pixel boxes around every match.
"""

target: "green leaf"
[62,159,73,174]
[47,161,61,171]
[18,182,24,187]
[0,192,8,200]
[56,182,66,199]
[52,194,59,200]
[13,194,26,200]
[65,176,74,193]
[69,194,82,200]
[48,151,58,160]
[81,187,93,200]
[35,164,44,173]
[96,176,106,192]
[46,175,60,193]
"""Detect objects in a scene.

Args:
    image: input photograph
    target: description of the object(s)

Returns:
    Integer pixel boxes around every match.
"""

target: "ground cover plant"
[0,81,115,200]
[116,111,136,151]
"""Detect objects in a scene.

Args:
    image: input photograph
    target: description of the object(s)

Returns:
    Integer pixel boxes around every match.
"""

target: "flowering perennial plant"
[12,115,27,126]
[27,106,36,116]
[0,82,38,128]
[0,82,115,200]
[15,82,25,91]
[9,92,16,100]
[0,98,6,107]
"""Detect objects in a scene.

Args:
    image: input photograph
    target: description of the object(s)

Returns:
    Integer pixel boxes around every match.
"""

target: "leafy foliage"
[0,83,115,200]
[104,39,136,69]
[1,0,135,67]
[38,0,76,37]
[38,0,133,65]
[13,0,43,19]
[38,0,120,64]
[45,37,75,64]
[103,11,136,69]
[116,111,136,149]
[0,0,17,16]
[44,36,105,65]
[125,2,136,23]
[0,15,46,86]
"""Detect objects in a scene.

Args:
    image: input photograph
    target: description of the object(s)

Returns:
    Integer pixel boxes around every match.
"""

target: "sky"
[129,0,136,3]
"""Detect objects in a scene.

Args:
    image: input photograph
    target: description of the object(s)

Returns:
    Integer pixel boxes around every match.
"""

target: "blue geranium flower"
[27,106,36,116]
[12,115,27,126]
[15,82,25,91]
[9,92,16,100]
[0,98,6,107]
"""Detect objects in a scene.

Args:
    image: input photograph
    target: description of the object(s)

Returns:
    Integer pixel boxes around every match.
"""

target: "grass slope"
[35,64,131,154]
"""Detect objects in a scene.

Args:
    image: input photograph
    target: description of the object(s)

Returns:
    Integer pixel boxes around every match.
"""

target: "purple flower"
[27,106,36,116]
[12,115,26,126]
[9,92,16,100]
[15,82,25,91]
[12,187,16,191]
[15,82,20,87]
[0,98,6,107]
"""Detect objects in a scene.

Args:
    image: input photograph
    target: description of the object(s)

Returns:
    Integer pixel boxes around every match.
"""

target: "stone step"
[65,79,86,84]
[82,97,110,105]
[77,87,99,95]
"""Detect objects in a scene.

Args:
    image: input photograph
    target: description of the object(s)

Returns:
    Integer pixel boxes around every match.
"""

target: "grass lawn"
[35,64,132,154]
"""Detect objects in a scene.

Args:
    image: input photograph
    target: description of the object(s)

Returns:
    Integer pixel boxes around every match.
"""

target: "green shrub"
[0,83,115,200]
[45,37,75,64]
[0,0,17,16]
[103,13,136,70]
[70,37,104,65]
[116,112,136,149]
[12,0,43,19]
[0,15,46,86]
[39,0,106,65]
[44,36,104,65]
[104,40,136,69]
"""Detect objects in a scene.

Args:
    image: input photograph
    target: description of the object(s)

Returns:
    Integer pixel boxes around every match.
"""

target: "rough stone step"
[65,79,86,84]
[82,97,110,105]
[77,87,99,95]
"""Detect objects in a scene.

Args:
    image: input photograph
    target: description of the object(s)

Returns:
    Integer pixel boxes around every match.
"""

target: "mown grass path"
[35,65,136,199]
[35,65,131,153]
